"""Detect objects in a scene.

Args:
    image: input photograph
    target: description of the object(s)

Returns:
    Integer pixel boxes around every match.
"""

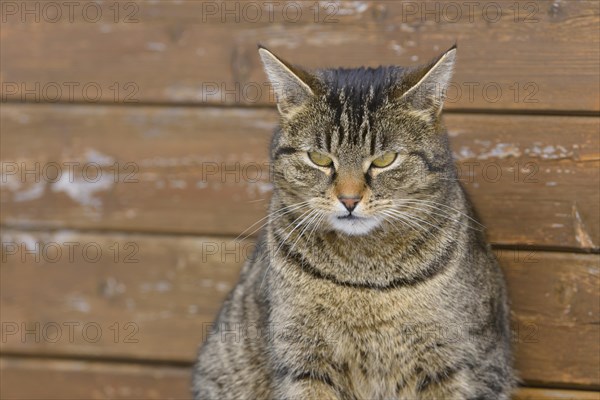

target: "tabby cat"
[192,45,515,399]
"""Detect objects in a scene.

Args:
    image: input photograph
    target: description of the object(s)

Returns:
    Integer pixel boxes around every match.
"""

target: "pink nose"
[338,195,361,212]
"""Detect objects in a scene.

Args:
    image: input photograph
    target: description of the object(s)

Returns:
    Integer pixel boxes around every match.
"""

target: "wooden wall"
[1,1,599,398]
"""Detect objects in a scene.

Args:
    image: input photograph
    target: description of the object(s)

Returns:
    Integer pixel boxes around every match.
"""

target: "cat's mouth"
[330,213,381,236]
[337,214,362,220]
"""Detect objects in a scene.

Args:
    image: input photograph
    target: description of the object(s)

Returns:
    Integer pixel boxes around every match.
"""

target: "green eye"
[371,152,397,168]
[308,152,333,167]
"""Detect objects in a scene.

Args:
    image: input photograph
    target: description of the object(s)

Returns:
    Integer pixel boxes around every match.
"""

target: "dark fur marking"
[324,129,332,152]
[369,130,377,155]
[291,371,335,389]
[329,170,338,185]
[364,172,372,187]
[273,231,453,290]
[416,364,460,392]
[408,150,445,173]
[274,146,297,159]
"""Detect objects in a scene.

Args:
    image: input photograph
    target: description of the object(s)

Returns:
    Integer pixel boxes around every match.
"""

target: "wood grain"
[1,229,598,387]
[1,1,598,112]
[1,0,598,394]
[2,358,598,399]
[514,388,600,400]
[0,357,191,399]
[1,105,598,250]
[503,251,600,388]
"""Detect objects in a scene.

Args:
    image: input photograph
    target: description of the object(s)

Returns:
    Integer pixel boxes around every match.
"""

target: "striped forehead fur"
[322,67,396,149]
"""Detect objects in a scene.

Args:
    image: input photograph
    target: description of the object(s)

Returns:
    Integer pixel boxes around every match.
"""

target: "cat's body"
[193,46,515,399]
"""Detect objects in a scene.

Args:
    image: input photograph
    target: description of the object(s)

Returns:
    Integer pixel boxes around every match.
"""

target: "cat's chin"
[328,215,381,236]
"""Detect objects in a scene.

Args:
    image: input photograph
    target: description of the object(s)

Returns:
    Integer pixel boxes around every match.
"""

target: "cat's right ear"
[394,45,457,120]
[258,46,315,118]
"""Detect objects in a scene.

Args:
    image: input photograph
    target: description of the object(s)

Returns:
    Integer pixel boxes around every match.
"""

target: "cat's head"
[259,45,458,236]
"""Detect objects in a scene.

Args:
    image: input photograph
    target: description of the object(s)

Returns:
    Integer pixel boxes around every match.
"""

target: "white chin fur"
[328,215,381,236]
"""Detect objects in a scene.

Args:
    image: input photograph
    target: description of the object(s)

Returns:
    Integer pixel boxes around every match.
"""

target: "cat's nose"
[338,195,361,212]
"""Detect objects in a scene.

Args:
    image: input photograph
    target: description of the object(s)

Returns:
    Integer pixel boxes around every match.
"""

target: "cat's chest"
[331,322,422,399]
[271,275,450,397]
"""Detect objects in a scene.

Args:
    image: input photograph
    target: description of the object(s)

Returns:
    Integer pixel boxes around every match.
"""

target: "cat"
[192,45,515,400]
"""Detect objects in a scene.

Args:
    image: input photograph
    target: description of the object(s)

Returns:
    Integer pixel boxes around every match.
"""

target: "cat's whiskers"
[380,210,430,238]
[252,207,312,266]
[259,208,316,289]
[395,198,484,230]
[306,212,326,244]
[285,209,324,259]
[235,201,310,242]
[384,209,441,233]
[394,201,473,232]
[411,197,485,227]
[270,208,314,257]
[378,212,411,235]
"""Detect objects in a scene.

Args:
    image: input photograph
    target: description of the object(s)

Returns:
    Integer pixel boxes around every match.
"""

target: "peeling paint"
[525,143,571,160]
[257,182,273,194]
[100,277,127,298]
[140,281,172,293]
[1,232,38,251]
[146,41,167,52]
[169,179,187,189]
[453,139,591,162]
[474,142,521,160]
[50,173,113,209]
[84,149,115,166]
[13,181,46,202]
[196,181,208,189]
[321,1,368,15]
[388,40,404,55]
[0,174,23,191]
[67,295,91,313]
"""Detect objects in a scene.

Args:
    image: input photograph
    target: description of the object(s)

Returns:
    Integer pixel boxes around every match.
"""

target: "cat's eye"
[308,152,333,167]
[371,152,397,168]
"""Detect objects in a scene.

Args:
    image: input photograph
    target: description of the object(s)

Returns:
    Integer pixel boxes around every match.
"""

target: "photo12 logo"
[398,1,540,23]
[1,161,139,184]
[199,1,341,24]
[1,321,139,344]
[1,240,140,264]
[1,1,140,23]
[1,82,140,103]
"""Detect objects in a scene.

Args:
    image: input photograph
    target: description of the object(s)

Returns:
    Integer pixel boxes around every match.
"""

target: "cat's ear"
[258,46,316,118]
[396,45,457,119]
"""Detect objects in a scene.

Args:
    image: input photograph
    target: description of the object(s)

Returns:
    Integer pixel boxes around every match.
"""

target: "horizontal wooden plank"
[503,251,600,388]
[0,358,191,399]
[2,358,597,400]
[1,1,598,112]
[1,105,598,250]
[514,388,600,400]
[1,230,598,388]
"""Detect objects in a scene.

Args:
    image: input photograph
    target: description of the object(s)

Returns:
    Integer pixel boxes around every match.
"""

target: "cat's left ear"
[258,46,317,118]
[396,45,457,118]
